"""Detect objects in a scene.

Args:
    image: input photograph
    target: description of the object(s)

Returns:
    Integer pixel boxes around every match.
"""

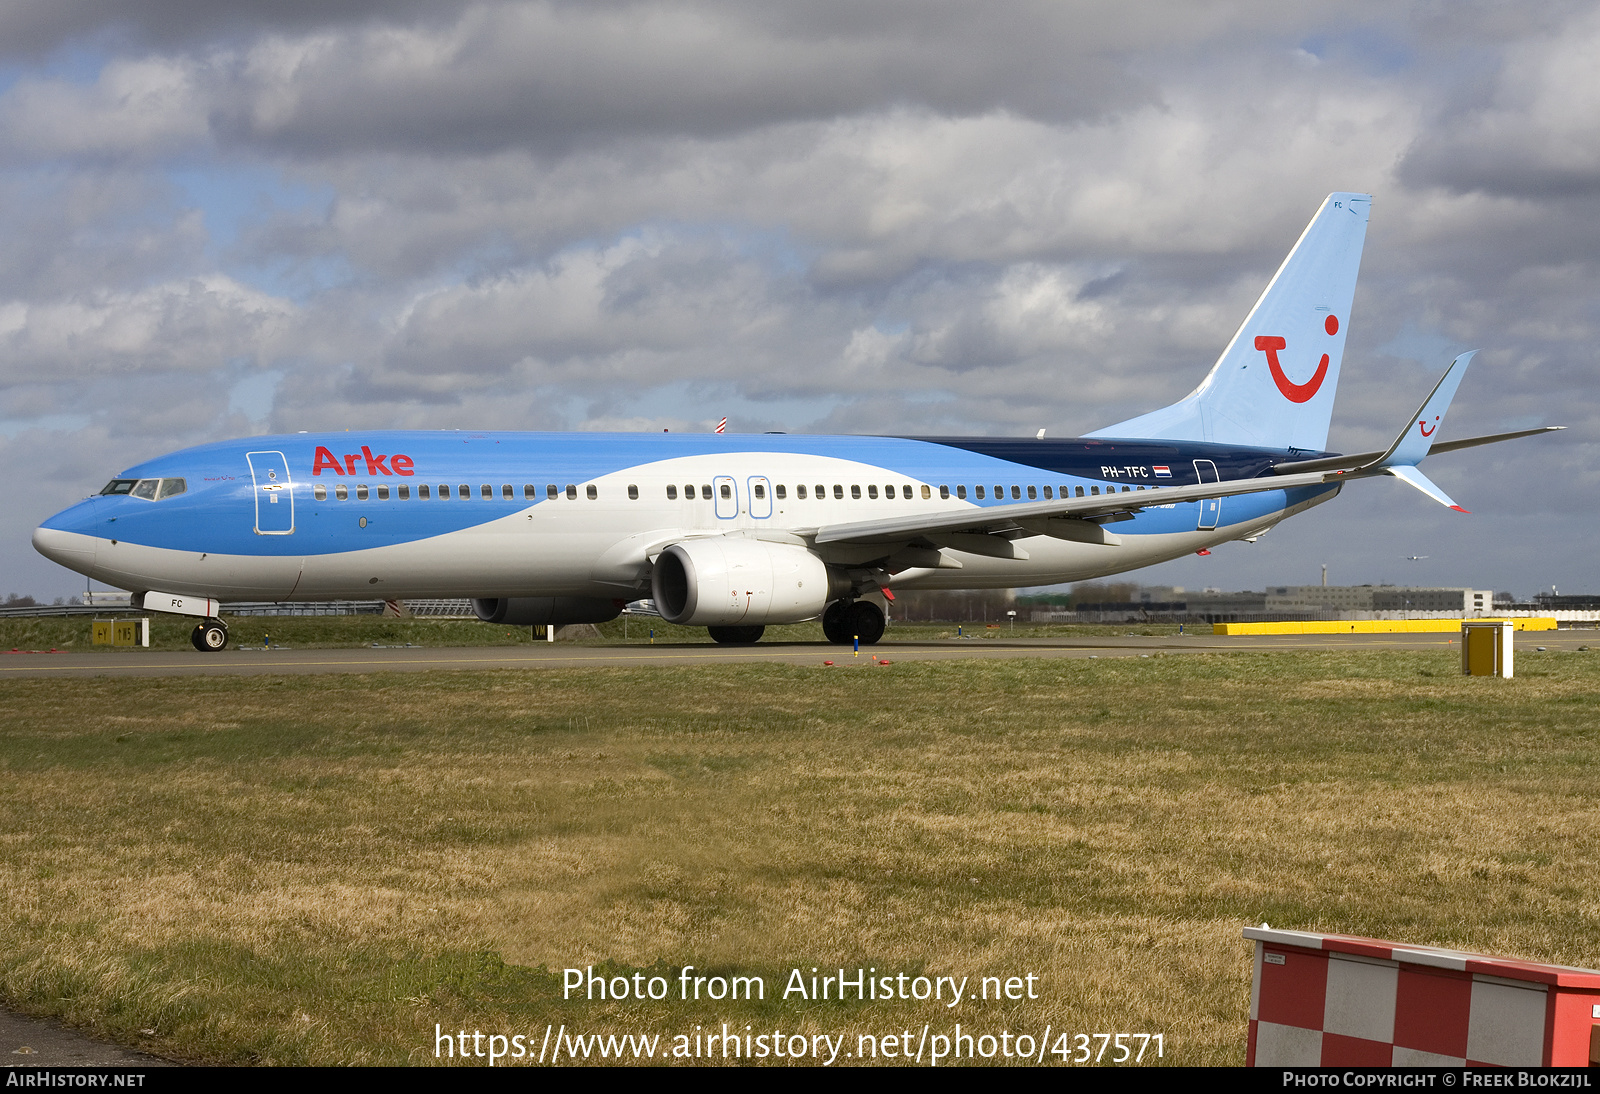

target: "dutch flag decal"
[1153,465,1172,478]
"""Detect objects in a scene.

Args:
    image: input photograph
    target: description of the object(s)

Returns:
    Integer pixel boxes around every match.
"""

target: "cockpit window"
[101,477,187,500]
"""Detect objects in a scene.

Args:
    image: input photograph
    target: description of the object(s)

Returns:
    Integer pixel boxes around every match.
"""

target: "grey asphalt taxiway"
[1,629,1591,677]
[0,1009,172,1068]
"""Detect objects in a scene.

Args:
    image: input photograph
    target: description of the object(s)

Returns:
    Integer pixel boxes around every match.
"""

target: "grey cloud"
[0,173,208,297]
[204,3,1157,156]
[8,2,1395,162]
[351,230,855,403]
[1399,7,1600,197]
[0,0,465,60]
[236,80,1416,291]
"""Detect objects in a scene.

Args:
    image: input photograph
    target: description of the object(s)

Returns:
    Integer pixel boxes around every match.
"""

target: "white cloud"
[0,276,295,380]
[0,56,209,160]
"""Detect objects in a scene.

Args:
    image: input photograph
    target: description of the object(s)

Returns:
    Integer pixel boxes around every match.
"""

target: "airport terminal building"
[1049,585,1594,625]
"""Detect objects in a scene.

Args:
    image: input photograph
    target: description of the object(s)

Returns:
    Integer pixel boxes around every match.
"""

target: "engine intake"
[651,539,842,625]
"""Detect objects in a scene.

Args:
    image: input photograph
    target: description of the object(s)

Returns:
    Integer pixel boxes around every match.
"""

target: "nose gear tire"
[191,619,229,652]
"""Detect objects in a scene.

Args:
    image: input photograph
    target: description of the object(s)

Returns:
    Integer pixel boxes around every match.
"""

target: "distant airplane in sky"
[34,193,1559,650]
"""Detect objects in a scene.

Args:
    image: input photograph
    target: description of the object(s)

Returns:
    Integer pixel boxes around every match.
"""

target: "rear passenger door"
[747,476,772,519]
[1193,459,1221,531]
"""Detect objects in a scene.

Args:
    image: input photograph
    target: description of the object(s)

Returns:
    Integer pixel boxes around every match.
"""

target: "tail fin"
[1089,192,1371,452]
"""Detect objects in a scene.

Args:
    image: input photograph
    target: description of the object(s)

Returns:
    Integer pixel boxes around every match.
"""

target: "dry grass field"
[1,649,1597,1065]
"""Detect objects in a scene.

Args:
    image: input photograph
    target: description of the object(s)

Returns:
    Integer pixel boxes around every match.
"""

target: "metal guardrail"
[224,601,388,617]
[401,599,477,618]
[0,604,106,618]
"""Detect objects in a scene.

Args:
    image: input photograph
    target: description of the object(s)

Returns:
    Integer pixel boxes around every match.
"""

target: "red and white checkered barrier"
[1245,926,1600,1067]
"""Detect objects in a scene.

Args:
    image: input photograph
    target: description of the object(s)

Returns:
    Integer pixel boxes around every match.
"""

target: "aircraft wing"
[808,469,1338,547]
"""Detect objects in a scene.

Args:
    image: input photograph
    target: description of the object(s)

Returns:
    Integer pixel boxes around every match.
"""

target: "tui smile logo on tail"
[1254,314,1340,404]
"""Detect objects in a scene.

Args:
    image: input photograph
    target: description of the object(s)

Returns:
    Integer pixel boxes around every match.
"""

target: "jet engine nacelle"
[472,596,622,627]
[651,538,842,625]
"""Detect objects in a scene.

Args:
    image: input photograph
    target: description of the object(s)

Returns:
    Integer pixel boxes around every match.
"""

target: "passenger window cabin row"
[662,486,1139,502]
[310,479,1156,502]
[314,482,609,501]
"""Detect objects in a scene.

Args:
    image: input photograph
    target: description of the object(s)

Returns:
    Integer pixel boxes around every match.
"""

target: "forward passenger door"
[247,451,295,535]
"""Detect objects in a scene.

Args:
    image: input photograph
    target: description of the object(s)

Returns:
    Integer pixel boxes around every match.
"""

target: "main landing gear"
[190,617,229,652]
[822,600,884,646]
[707,625,766,645]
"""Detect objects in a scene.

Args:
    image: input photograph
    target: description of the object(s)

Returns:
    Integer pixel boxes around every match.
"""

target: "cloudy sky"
[3,1,1596,600]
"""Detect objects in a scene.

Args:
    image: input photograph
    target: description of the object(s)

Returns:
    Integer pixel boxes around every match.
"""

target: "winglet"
[1374,350,1476,469]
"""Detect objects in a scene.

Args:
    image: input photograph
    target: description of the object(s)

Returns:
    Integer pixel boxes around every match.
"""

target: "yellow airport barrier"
[1212,617,1558,636]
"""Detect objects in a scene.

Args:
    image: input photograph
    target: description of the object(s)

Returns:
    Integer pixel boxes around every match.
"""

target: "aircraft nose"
[33,525,97,572]
[33,500,101,575]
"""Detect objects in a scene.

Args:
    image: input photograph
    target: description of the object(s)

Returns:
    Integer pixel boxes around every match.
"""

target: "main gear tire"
[191,619,229,652]
[821,601,853,645]
[846,600,886,646]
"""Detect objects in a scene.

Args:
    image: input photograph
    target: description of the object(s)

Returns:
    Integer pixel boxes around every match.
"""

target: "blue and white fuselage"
[33,429,1338,602]
[33,193,1552,648]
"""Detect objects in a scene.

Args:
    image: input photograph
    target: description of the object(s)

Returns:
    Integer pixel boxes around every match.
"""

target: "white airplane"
[33,193,1558,650]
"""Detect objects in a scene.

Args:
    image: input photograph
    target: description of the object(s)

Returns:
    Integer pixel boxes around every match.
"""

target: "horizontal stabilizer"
[1384,464,1468,512]
[1271,425,1564,476]
[1429,425,1565,456]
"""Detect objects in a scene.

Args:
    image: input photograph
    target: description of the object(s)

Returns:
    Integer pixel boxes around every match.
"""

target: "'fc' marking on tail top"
[1254,336,1330,403]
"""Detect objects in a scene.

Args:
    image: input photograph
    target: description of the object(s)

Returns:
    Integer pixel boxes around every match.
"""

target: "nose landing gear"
[190,618,229,652]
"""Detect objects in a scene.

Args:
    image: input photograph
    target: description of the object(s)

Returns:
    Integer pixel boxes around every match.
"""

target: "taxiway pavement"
[1,630,1591,678]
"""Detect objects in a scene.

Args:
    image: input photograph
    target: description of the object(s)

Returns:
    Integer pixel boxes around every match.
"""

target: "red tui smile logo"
[1255,337,1329,403]
[1253,314,1340,403]
[1419,416,1438,438]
